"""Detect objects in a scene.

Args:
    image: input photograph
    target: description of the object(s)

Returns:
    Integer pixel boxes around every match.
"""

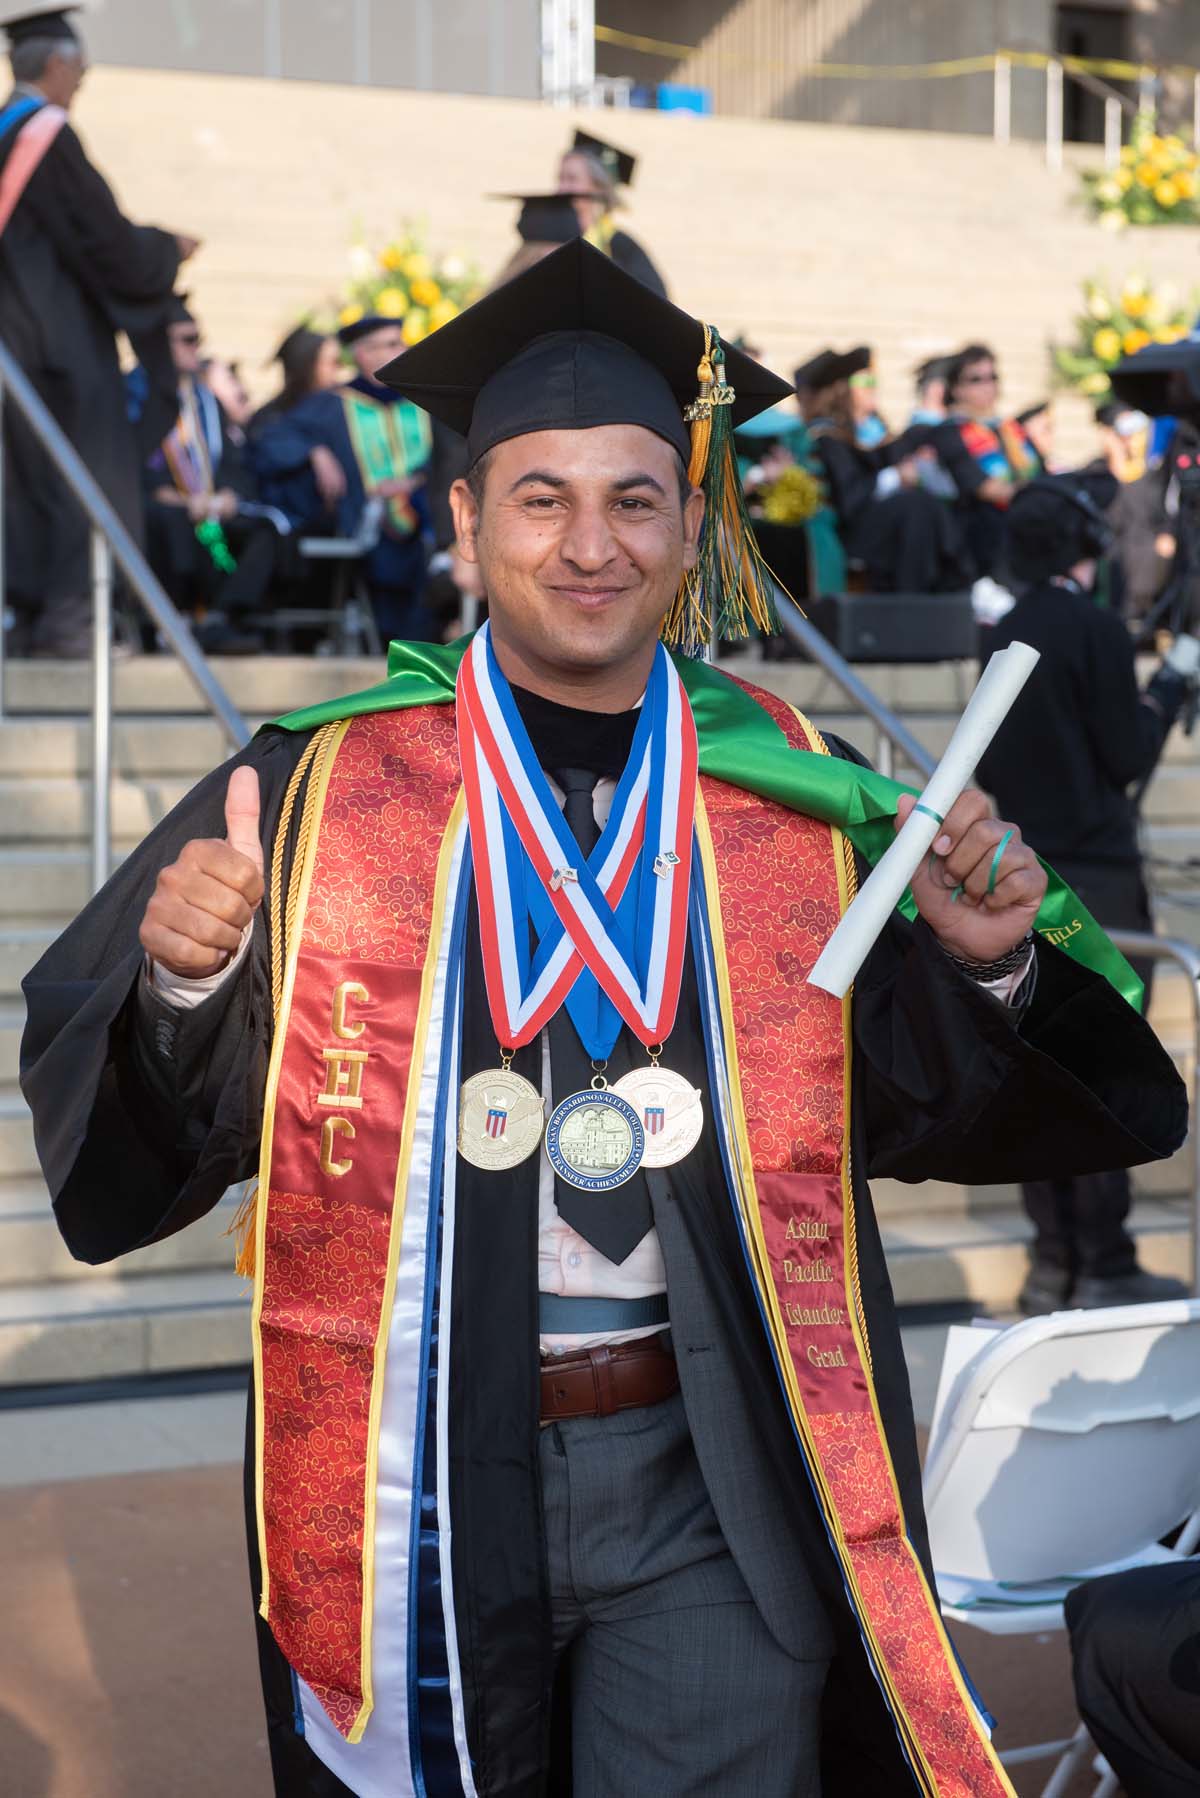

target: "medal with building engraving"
[545,1080,645,1192]
[611,1064,704,1169]
[458,1064,545,1171]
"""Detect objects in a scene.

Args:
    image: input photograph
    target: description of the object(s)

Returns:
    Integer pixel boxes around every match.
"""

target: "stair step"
[0,1008,21,1083]
[0,716,265,779]
[0,925,57,1003]
[0,1179,244,1286]
[883,1196,1191,1310]
[0,1089,35,1176]
[0,655,380,716]
[0,1267,250,1387]
[0,776,195,844]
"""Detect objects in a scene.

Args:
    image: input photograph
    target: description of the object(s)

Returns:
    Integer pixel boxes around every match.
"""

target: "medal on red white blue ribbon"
[455,624,701,1182]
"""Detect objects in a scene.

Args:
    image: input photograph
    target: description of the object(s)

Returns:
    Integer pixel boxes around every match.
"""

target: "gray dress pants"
[540,1391,830,1797]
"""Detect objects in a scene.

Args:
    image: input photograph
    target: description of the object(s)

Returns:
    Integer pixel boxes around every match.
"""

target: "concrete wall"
[81,0,542,98]
[597,0,1054,137]
[67,64,1200,473]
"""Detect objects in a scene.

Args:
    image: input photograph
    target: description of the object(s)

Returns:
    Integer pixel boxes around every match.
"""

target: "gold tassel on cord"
[662,323,784,657]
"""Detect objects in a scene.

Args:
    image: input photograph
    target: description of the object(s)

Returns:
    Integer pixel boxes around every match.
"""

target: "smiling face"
[449,424,704,705]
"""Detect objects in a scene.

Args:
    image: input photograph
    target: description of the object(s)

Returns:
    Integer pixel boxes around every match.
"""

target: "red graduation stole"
[250,700,1013,1794]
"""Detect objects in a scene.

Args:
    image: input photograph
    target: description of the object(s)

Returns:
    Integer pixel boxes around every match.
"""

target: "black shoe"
[1072,1268,1190,1309]
[1018,1264,1073,1316]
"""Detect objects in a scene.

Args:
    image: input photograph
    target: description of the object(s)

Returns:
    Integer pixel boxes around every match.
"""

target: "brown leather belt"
[539,1332,679,1423]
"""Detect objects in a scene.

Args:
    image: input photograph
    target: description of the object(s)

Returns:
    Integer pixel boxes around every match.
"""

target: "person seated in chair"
[251,313,435,643]
[929,343,1041,577]
[131,296,288,652]
[1067,1558,1200,1798]
[796,346,964,594]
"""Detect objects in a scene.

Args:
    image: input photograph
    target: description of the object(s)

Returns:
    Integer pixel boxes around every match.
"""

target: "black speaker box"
[810,591,978,663]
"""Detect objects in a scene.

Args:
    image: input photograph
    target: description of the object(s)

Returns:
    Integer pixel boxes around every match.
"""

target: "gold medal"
[545,1081,645,1191]
[458,1065,545,1171]
[611,1065,704,1169]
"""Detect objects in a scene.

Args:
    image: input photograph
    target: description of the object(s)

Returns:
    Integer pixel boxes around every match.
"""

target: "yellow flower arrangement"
[310,227,482,350]
[1083,109,1200,227]
[1056,272,1199,398]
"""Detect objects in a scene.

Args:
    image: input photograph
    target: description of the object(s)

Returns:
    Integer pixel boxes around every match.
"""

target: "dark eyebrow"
[505,469,669,497]
[507,469,568,494]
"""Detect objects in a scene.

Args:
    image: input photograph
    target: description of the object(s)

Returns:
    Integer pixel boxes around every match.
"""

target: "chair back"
[923,1301,1200,1585]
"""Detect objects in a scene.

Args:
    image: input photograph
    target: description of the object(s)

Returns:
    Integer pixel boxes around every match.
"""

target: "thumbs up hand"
[139,766,266,979]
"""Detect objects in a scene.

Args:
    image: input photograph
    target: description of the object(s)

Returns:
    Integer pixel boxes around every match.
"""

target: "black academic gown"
[0,94,179,644]
[607,228,667,298]
[19,707,1187,1797]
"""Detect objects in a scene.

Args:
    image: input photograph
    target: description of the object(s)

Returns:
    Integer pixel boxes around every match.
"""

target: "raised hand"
[139,766,265,979]
[897,788,1046,966]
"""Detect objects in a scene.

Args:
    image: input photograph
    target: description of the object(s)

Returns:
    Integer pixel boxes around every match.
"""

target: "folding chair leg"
[1092,1763,1119,1797]
[1041,1722,1096,1797]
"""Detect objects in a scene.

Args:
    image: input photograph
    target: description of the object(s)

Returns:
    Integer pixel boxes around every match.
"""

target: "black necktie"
[547,766,654,1264]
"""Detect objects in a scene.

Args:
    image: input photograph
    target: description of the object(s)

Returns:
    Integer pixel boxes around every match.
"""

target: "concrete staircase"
[0,651,1194,1387]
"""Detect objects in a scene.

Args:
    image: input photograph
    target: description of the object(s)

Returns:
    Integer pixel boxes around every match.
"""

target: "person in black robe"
[796,346,964,593]
[0,4,194,654]
[1066,1560,1200,1798]
[20,242,1188,1796]
[558,129,668,297]
[978,473,1196,1314]
[251,313,434,643]
[127,294,292,651]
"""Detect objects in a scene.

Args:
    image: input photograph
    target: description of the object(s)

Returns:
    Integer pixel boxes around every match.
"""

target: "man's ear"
[449,478,481,565]
[681,485,705,573]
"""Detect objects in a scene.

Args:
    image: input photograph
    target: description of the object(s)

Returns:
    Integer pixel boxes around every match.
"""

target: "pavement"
[0,1328,1104,1798]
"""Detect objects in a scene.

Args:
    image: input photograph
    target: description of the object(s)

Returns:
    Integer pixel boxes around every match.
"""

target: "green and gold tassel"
[661,324,782,657]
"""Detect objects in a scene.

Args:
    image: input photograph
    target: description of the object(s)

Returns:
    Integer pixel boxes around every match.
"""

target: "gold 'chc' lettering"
[317,1047,368,1109]
[320,1115,356,1177]
[331,980,370,1040]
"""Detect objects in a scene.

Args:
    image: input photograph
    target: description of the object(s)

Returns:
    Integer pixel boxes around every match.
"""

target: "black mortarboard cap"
[337,313,400,347]
[570,128,636,188]
[376,237,791,467]
[793,345,869,391]
[1110,338,1200,417]
[492,193,585,246]
[1,3,80,43]
[166,292,195,327]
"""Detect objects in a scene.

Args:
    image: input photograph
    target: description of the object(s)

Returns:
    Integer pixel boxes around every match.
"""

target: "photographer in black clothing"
[978,474,1198,1313]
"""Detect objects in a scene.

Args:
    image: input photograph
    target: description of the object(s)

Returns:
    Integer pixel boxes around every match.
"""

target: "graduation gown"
[0,92,179,628]
[250,376,431,595]
[20,652,1186,1798]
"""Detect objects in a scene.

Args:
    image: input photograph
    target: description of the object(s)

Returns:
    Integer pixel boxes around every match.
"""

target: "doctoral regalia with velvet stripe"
[20,633,1186,1798]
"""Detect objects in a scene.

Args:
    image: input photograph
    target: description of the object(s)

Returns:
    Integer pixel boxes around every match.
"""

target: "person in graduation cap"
[797,345,964,593]
[558,126,668,298]
[21,240,1187,1798]
[252,311,435,643]
[0,3,197,654]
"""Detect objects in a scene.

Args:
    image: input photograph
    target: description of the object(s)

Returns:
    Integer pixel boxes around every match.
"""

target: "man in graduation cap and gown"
[253,312,433,643]
[21,240,1187,1798]
[558,128,668,298]
[0,3,195,653]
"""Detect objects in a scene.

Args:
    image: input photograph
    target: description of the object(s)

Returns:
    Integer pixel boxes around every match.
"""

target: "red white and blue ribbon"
[455,624,697,1058]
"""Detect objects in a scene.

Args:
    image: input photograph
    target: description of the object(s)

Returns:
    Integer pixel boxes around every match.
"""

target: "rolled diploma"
[807,639,1041,998]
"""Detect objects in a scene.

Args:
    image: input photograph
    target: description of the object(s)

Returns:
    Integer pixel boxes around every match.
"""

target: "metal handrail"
[772,588,938,784]
[1106,930,1200,1295]
[0,337,250,893]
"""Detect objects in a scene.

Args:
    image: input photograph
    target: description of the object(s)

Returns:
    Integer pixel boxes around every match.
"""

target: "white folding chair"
[923,1300,1200,1797]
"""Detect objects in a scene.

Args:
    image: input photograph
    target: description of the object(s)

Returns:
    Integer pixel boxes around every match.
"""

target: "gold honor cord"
[230,720,346,1279]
